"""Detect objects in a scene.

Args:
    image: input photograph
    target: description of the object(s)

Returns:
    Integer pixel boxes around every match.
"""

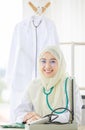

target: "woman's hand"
[23,112,41,123]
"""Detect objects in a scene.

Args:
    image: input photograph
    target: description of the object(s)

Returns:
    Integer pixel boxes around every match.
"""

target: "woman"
[15,45,82,124]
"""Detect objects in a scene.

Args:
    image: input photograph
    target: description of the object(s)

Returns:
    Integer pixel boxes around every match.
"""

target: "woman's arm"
[51,111,70,123]
[14,89,34,123]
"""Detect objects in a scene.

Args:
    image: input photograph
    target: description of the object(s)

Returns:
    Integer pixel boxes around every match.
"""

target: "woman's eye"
[50,60,57,66]
[50,60,56,64]
[41,60,46,64]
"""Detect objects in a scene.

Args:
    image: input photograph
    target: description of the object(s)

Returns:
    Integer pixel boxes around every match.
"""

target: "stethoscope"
[32,19,42,77]
[43,77,69,114]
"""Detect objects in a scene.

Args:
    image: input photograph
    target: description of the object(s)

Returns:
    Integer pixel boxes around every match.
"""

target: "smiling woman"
[15,45,82,124]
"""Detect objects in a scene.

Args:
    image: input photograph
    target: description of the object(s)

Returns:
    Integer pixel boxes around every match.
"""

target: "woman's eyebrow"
[50,58,56,60]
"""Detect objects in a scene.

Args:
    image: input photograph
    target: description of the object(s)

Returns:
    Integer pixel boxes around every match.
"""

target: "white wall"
[0,0,23,69]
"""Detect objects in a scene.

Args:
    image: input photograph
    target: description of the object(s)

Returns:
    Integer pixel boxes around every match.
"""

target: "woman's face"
[39,52,58,78]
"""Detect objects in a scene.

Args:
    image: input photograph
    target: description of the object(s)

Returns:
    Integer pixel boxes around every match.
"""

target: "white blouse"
[15,78,82,124]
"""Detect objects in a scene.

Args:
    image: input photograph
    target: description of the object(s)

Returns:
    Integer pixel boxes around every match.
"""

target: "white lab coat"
[6,15,59,123]
[15,78,82,124]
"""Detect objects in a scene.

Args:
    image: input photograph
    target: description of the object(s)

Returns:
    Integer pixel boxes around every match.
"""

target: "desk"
[78,126,85,130]
[0,126,85,130]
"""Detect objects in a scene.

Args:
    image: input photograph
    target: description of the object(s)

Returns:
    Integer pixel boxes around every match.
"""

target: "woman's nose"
[45,61,51,68]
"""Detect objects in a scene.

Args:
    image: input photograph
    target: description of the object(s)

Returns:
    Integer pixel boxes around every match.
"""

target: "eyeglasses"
[40,58,58,67]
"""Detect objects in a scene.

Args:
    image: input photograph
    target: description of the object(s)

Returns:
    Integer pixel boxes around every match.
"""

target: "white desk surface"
[0,126,85,130]
[0,122,85,130]
[78,126,85,130]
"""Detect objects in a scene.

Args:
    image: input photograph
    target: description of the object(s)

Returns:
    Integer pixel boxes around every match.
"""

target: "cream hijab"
[29,45,69,116]
[38,45,67,90]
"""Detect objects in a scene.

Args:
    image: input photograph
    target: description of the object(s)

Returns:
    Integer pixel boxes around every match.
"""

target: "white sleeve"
[14,88,34,123]
[51,111,70,123]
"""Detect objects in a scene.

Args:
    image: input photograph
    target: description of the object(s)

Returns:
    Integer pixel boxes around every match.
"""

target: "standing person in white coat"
[6,15,59,123]
[15,45,82,124]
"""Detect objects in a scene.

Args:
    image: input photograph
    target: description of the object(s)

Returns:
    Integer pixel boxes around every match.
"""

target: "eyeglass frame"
[39,58,58,67]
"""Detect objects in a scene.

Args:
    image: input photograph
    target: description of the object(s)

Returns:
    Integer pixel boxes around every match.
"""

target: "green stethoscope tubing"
[43,77,69,114]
